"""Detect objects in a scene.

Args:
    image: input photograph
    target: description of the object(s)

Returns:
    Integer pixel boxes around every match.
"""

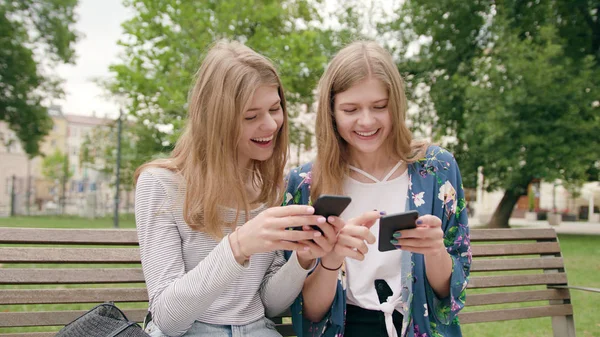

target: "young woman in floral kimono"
[283,41,472,337]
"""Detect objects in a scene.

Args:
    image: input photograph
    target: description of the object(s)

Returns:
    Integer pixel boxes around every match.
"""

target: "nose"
[261,113,279,132]
[357,109,375,126]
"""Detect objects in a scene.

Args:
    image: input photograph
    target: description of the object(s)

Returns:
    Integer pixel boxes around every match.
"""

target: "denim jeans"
[144,317,282,337]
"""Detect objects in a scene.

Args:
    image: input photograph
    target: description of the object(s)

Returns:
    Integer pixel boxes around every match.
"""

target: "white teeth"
[355,129,378,137]
[252,135,274,142]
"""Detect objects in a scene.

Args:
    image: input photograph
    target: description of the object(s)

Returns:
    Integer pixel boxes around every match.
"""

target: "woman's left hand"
[296,216,344,263]
[391,214,447,257]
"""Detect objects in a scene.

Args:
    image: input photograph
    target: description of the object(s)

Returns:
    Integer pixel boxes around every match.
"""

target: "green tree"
[107,0,360,167]
[80,122,143,194]
[0,0,79,156]
[42,149,72,182]
[391,1,600,227]
[42,149,73,211]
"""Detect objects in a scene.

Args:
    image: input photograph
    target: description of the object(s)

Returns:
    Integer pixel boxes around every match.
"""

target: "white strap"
[378,295,403,337]
[348,161,404,183]
[381,161,404,182]
[348,165,380,183]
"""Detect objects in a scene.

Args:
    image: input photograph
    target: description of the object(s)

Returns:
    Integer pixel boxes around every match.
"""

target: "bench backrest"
[0,227,574,337]
[462,228,575,337]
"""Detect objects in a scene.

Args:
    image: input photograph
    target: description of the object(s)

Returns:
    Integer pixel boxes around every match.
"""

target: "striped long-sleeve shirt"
[135,168,312,336]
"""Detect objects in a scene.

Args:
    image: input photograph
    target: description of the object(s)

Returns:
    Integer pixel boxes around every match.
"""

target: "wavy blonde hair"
[134,40,289,238]
[311,41,428,201]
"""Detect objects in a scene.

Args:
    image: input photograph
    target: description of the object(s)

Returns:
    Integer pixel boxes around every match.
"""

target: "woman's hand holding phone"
[296,216,344,261]
[389,214,447,257]
[233,205,325,259]
[295,195,352,262]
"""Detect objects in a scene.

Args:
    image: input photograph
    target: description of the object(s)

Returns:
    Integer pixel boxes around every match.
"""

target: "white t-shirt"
[341,167,409,310]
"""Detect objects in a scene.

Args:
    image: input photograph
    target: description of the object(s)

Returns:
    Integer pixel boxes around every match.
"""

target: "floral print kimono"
[283,146,471,337]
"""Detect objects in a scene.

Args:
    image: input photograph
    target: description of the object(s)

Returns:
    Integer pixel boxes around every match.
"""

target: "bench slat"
[0,228,139,245]
[469,228,557,241]
[0,268,144,285]
[0,288,148,305]
[459,304,573,324]
[471,242,560,257]
[0,248,140,263]
[470,257,564,272]
[466,289,571,306]
[468,273,568,289]
[0,309,148,327]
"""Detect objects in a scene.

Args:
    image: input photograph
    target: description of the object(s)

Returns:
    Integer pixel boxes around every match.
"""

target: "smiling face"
[237,85,284,169]
[333,77,392,159]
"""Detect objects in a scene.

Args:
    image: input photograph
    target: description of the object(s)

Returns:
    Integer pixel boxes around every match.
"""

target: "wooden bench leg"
[551,314,576,337]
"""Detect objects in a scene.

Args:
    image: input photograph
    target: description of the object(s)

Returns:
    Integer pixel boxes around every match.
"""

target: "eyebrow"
[247,99,281,112]
[338,98,388,106]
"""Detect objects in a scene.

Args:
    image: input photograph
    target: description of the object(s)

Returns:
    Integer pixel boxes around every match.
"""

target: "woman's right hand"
[235,205,326,256]
[321,210,381,267]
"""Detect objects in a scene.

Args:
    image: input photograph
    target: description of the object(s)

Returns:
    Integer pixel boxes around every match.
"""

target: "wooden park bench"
[0,227,594,337]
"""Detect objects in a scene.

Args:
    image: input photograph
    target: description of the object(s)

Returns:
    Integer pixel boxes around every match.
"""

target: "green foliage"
[108,0,360,165]
[80,120,142,191]
[527,185,535,212]
[42,149,72,183]
[0,0,79,156]
[390,1,600,226]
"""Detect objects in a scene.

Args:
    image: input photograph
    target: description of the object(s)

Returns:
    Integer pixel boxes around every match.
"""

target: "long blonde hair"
[311,41,428,201]
[134,40,289,238]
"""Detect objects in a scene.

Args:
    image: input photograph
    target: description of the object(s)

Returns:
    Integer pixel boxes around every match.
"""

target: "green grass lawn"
[1,216,599,336]
[0,214,136,228]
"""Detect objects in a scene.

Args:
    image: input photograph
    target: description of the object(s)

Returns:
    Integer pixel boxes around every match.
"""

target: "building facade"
[0,122,31,216]
[1,108,133,217]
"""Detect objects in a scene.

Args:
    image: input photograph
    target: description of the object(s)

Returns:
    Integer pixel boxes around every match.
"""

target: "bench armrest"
[548,285,600,293]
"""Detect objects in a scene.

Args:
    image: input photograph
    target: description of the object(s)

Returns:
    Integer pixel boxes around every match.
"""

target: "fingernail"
[390,239,399,245]
[328,216,335,223]
[416,219,423,225]
[304,246,310,251]
[379,211,387,216]
[393,232,402,238]
[317,217,326,223]
[314,232,322,237]
[307,206,315,213]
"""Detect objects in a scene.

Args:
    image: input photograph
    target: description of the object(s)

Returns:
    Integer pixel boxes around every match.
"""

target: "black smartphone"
[378,210,419,252]
[289,194,352,233]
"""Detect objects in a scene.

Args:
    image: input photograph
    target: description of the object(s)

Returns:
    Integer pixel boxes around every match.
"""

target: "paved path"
[469,218,600,235]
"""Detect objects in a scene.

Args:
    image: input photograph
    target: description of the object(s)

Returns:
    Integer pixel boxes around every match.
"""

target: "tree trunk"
[487,189,524,228]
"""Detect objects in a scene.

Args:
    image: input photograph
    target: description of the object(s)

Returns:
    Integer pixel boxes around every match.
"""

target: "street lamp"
[113,109,123,228]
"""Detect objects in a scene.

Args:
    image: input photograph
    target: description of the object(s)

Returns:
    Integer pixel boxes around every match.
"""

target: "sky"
[54,0,131,119]
[53,0,401,119]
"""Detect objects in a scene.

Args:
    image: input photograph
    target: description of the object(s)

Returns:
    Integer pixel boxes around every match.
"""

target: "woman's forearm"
[301,256,342,322]
[424,248,453,298]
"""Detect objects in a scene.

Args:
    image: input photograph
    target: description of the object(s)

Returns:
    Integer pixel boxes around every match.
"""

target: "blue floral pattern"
[283,146,471,337]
